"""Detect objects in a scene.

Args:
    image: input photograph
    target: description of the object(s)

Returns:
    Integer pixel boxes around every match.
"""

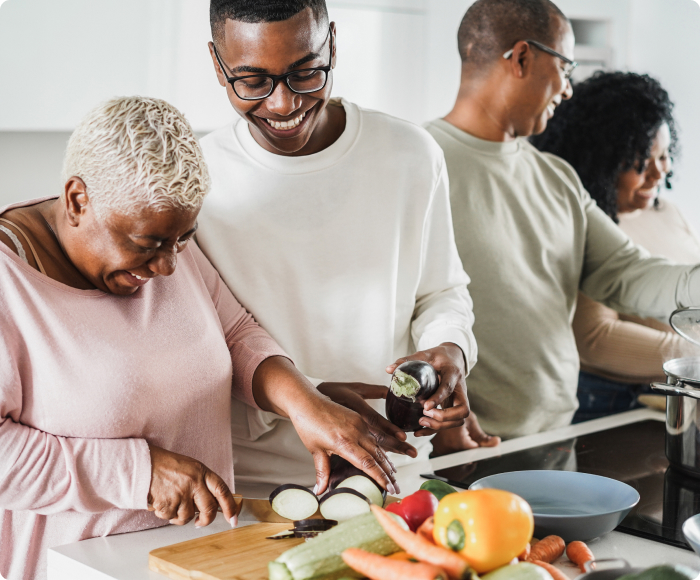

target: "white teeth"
[131,273,146,280]
[266,111,306,130]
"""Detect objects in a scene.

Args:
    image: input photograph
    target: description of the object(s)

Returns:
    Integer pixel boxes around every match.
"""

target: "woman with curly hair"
[532,71,700,422]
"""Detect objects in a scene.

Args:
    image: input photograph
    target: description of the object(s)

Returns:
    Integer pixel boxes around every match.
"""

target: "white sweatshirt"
[197,99,476,486]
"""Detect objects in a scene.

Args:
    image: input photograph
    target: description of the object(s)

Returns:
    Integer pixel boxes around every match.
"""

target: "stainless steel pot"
[651,357,700,477]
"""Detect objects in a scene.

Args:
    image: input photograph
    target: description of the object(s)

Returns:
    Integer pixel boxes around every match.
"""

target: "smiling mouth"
[264,110,307,131]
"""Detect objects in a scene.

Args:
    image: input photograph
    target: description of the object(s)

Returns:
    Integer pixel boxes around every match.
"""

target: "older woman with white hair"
[0,96,398,580]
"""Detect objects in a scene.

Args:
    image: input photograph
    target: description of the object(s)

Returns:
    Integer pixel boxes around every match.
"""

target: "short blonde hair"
[62,96,209,217]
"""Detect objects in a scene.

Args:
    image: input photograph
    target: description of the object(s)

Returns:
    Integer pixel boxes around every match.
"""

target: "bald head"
[458,0,567,71]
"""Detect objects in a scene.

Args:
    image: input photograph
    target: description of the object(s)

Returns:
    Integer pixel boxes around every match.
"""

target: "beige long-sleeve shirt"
[574,199,700,384]
[425,119,700,438]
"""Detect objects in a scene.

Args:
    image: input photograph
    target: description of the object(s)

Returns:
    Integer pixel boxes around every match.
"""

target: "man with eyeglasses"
[194,0,499,490]
[426,0,700,441]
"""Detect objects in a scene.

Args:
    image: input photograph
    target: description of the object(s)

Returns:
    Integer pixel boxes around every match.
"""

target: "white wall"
[1,0,699,225]
[626,0,700,233]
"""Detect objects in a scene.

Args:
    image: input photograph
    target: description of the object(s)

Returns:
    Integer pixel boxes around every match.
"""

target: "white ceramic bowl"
[469,470,639,542]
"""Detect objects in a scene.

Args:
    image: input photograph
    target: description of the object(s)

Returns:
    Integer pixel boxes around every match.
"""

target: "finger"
[423,404,470,423]
[418,416,465,431]
[339,438,399,495]
[414,427,438,437]
[424,367,461,410]
[368,425,417,457]
[151,497,178,521]
[465,413,501,447]
[169,498,196,526]
[352,383,391,400]
[203,470,235,526]
[385,351,430,374]
[312,452,331,495]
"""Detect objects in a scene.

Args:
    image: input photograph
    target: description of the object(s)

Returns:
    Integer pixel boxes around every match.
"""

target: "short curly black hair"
[210,0,328,46]
[530,71,678,222]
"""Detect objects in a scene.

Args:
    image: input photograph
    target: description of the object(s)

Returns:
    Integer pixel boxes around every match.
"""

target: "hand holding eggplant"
[317,382,418,458]
[385,343,471,436]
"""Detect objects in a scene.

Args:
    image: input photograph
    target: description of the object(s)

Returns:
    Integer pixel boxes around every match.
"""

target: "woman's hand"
[316,382,417,457]
[147,445,238,527]
[252,357,403,496]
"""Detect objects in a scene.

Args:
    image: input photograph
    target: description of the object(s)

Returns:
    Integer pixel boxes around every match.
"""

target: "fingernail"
[229,515,238,528]
[194,517,201,529]
[394,482,401,494]
[313,484,319,495]
[423,410,434,418]
[419,420,430,427]
[387,483,397,495]
[169,519,177,525]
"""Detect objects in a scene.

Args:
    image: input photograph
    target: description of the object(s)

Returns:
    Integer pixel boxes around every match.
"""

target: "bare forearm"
[251,356,322,417]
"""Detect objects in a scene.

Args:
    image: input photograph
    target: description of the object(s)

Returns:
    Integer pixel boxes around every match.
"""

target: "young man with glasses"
[195,0,498,490]
[425,0,700,442]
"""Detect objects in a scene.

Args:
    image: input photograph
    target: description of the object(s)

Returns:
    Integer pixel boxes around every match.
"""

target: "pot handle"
[584,558,631,572]
[651,382,700,399]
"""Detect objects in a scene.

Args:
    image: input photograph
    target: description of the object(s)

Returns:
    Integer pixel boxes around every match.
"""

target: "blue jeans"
[572,370,653,424]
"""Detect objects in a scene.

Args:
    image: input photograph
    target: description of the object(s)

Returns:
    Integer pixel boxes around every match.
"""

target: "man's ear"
[330,21,337,69]
[63,177,90,227]
[208,41,228,88]
[507,40,533,79]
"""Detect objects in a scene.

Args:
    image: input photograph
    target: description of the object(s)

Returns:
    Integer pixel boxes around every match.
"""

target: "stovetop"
[422,420,700,550]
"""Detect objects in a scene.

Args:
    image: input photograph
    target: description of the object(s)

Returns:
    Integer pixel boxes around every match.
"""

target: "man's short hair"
[457,0,567,69]
[210,0,329,45]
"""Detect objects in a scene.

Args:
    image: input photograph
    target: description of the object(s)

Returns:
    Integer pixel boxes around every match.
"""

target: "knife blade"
[232,494,311,523]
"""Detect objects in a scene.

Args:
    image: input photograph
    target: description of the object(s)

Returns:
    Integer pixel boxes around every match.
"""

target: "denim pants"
[572,370,653,424]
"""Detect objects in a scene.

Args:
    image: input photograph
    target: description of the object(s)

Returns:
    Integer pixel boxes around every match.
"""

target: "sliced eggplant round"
[319,488,371,522]
[269,484,319,521]
[328,455,386,506]
[386,361,439,432]
[292,518,338,531]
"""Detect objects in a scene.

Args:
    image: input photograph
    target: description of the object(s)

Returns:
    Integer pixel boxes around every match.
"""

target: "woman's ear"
[63,177,90,227]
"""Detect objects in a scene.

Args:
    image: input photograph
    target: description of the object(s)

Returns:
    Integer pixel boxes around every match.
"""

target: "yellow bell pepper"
[433,489,534,574]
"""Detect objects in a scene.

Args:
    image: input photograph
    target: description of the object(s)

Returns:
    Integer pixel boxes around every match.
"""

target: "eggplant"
[328,455,387,506]
[269,483,319,521]
[386,360,439,432]
[319,488,371,522]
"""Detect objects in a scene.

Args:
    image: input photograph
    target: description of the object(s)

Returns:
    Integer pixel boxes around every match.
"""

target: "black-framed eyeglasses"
[503,39,578,80]
[212,27,333,101]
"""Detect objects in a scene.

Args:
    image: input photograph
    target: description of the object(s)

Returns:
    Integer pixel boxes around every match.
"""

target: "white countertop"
[47,408,700,579]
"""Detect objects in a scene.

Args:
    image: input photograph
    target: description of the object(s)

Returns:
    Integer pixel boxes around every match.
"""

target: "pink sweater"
[0,199,287,580]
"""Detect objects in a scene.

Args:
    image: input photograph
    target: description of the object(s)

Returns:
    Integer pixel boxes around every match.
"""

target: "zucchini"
[269,512,405,580]
[420,479,458,501]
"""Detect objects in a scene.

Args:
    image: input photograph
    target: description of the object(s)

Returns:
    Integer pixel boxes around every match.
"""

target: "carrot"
[531,560,569,580]
[342,548,448,580]
[417,517,436,544]
[388,551,416,561]
[566,540,595,573]
[370,505,472,580]
[526,535,565,564]
[517,543,531,561]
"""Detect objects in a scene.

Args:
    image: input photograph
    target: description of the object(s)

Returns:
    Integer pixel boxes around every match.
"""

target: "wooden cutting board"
[149,522,304,580]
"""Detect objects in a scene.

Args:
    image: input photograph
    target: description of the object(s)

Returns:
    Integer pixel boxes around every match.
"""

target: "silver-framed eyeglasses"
[503,39,578,80]
[212,26,333,101]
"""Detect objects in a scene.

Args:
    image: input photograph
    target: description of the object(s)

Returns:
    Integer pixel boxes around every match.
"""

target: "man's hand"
[386,342,470,436]
[317,382,418,458]
[430,412,501,456]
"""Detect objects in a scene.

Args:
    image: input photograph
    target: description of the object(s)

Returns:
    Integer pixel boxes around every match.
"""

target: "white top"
[425,118,700,439]
[196,99,477,485]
